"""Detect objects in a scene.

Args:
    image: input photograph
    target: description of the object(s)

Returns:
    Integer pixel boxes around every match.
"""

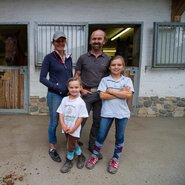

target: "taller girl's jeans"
[47,91,63,144]
[93,117,128,159]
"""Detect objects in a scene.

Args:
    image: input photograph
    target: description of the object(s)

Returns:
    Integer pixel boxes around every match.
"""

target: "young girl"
[86,55,134,174]
[57,77,88,173]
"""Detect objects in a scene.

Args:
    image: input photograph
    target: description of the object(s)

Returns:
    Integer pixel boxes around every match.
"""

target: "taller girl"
[86,55,134,174]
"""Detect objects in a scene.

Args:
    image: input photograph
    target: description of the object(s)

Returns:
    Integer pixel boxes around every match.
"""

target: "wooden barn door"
[0,67,28,113]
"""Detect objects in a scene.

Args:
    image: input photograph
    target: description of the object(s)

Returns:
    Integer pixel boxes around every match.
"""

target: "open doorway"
[0,24,28,113]
[88,24,141,66]
[89,24,141,114]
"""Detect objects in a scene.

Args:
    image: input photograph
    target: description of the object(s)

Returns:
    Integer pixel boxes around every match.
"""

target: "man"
[75,29,110,154]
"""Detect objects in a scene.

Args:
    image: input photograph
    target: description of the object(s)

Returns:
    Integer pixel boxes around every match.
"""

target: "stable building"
[0,0,185,117]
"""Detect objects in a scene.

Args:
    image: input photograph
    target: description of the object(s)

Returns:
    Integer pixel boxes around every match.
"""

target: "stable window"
[35,23,87,67]
[153,22,185,68]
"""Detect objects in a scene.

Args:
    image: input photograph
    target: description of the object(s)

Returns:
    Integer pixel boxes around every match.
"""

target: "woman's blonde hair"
[50,38,68,51]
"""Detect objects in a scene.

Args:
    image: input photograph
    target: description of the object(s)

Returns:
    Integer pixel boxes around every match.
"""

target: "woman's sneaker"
[48,149,61,162]
[107,158,119,174]
[86,154,99,170]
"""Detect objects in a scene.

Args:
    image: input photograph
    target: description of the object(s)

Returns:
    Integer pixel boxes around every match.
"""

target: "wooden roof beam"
[171,0,185,22]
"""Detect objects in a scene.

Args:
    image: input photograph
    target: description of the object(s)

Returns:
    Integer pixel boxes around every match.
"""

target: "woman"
[40,30,73,162]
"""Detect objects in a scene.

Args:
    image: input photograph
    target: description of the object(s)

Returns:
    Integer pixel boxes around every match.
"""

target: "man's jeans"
[47,91,63,144]
[81,92,102,149]
[93,117,128,159]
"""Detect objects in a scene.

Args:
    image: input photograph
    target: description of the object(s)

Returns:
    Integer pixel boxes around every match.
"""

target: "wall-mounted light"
[111,28,131,41]
[103,49,116,53]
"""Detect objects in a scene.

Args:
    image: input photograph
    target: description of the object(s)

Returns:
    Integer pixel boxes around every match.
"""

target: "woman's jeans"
[47,91,63,144]
[93,117,128,159]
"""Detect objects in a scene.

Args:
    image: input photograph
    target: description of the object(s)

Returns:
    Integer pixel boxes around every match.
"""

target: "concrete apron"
[0,115,185,185]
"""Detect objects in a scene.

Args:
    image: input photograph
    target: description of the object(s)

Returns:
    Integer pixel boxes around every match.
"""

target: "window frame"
[152,22,185,68]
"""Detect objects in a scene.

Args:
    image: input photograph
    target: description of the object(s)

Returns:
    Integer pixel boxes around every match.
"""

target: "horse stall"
[0,24,28,112]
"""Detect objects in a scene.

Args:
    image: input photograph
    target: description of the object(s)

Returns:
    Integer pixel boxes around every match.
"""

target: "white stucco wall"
[0,0,184,98]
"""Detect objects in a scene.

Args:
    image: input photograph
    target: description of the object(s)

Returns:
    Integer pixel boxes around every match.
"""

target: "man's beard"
[91,43,102,50]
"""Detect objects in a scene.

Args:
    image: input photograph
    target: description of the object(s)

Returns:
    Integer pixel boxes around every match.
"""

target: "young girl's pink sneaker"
[86,154,99,170]
[107,158,119,174]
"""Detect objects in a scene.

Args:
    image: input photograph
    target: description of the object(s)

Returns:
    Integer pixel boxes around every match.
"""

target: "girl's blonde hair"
[109,55,125,68]
[67,77,82,87]
[108,55,126,75]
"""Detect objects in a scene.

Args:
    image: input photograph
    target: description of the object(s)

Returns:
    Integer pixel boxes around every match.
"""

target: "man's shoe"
[77,140,83,146]
[60,159,73,173]
[86,154,99,170]
[88,147,93,154]
[98,153,103,160]
[88,147,103,160]
[77,153,86,169]
[48,149,61,162]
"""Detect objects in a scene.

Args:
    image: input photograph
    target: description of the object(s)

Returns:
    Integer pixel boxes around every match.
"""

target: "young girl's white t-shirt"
[57,96,88,138]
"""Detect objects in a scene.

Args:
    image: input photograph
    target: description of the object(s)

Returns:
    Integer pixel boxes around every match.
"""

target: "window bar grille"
[153,22,185,68]
[35,24,87,67]
[173,26,176,64]
[181,27,185,64]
